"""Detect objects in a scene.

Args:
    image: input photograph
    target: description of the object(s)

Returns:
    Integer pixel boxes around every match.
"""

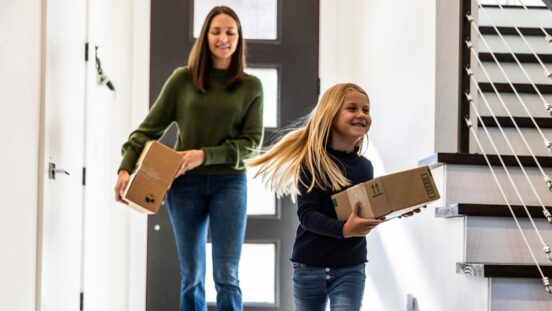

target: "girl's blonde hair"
[247,83,369,199]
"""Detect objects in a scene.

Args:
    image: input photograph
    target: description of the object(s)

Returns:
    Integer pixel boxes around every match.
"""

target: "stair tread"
[479,82,552,94]
[457,262,552,278]
[480,26,552,36]
[420,152,552,167]
[435,203,552,218]
[478,116,552,128]
[479,52,552,63]
[480,4,549,9]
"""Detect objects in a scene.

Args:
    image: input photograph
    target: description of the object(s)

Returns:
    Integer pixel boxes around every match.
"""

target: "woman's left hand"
[176,149,205,176]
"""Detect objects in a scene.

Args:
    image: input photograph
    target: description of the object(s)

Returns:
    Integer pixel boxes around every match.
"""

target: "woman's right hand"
[114,170,130,203]
[342,201,382,238]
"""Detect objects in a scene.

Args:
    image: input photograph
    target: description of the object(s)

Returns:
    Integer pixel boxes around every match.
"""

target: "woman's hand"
[342,201,382,238]
[114,170,130,203]
[176,149,205,177]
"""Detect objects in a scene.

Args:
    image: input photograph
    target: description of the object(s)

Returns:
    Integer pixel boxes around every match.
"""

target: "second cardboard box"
[332,166,440,221]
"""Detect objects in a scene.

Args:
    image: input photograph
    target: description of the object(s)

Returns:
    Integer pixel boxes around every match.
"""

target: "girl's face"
[330,90,371,150]
[207,13,239,69]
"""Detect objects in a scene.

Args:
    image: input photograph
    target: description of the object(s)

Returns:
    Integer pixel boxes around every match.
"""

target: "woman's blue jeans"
[292,262,366,311]
[166,174,247,311]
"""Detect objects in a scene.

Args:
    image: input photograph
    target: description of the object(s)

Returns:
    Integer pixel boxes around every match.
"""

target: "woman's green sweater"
[119,67,263,175]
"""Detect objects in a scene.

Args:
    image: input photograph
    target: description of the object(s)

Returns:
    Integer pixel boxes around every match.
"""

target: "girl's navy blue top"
[291,146,374,268]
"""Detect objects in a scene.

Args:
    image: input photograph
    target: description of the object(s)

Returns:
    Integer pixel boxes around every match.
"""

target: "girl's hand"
[342,201,382,238]
[114,170,130,203]
[176,149,205,177]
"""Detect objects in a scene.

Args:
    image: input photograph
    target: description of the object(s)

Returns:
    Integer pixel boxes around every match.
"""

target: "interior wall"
[83,0,149,310]
[0,0,42,310]
[353,0,437,174]
[436,0,461,153]
[320,0,438,173]
[126,1,150,310]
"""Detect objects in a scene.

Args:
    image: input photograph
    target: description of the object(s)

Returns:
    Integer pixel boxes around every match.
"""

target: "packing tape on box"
[346,184,371,217]
[140,166,164,182]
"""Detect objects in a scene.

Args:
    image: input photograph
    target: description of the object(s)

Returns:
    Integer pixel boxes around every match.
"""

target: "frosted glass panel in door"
[194,0,278,39]
[246,67,278,128]
[205,243,276,304]
[246,166,276,216]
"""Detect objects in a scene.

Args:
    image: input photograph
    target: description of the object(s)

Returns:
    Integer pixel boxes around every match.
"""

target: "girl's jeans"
[166,174,247,311]
[292,262,366,311]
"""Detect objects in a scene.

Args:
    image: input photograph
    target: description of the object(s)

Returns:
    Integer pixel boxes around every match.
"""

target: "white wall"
[83,0,149,310]
[126,1,150,310]
[320,0,437,175]
[435,0,462,153]
[0,0,42,309]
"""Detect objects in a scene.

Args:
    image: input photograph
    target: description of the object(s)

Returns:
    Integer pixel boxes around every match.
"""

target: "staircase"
[427,1,552,309]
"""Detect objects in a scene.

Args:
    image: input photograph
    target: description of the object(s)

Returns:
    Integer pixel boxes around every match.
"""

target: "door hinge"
[80,292,84,310]
[82,167,86,186]
[85,42,89,62]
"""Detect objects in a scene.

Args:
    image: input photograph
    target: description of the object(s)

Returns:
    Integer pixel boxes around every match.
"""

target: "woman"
[114,6,263,310]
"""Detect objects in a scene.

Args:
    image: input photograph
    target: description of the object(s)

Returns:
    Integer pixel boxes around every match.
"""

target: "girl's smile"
[330,90,371,152]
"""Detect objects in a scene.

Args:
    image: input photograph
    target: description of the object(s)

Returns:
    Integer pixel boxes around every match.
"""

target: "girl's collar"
[327,145,360,159]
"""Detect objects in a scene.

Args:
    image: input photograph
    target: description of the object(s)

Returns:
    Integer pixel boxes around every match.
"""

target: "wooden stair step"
[480,26,552,36]
[480,4,550,10]
[420,152,552,168]
[435,203,551,218]
[479,52,552,63]
[477,116,552,129]
[457,262,552,278]
[479,82,552,94]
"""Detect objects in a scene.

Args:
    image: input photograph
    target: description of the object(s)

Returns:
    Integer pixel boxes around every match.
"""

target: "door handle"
[48,162,70,180]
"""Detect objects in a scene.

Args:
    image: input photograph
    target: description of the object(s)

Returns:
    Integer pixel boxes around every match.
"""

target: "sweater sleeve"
[201,79,264,169]
[118,69,180,173]
[296,170,345,239]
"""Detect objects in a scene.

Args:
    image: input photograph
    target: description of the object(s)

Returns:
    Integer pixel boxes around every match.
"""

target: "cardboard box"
[332,166,440,221]
[123,141,182,214]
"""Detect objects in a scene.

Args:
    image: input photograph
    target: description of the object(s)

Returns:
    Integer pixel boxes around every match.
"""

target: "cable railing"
[465,115,552,294]
[515,0,552,45]
[480,1,552,105]
[459,0,552,294]
[467,14,552,176]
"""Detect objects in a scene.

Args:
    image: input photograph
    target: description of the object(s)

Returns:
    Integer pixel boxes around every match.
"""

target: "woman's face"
[207,13,239,69]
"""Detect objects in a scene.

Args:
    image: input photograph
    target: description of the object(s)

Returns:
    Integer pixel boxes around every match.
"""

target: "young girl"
[114,6,263,311]
[248,83,380,311]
